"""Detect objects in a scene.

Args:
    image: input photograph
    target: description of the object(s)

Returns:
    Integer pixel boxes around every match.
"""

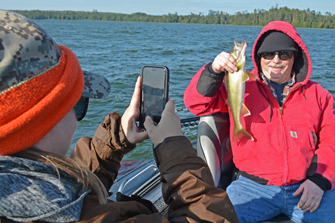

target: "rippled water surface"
[36,20,335,163]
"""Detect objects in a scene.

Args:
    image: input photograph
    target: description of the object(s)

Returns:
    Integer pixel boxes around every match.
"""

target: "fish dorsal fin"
[241,72,257,83]
[241,103,251,117]
[241,72,250,83]
[247,72,257,81]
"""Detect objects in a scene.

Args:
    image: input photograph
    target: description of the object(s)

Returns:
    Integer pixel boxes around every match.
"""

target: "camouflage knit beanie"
[0,10,110,155]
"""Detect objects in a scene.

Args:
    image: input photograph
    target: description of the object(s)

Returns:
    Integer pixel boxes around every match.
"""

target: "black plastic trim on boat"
[180,117,200,128]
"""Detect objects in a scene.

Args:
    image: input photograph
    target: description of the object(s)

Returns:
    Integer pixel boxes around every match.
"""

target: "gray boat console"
[109,160,170,216]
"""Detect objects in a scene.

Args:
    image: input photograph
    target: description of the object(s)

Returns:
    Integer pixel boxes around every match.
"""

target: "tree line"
[12,5,335,29]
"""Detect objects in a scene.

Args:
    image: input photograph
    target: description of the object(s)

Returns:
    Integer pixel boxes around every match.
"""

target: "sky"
[2,0,335,16]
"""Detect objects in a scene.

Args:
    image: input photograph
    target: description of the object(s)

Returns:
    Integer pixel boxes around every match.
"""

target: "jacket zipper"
[279,111,289,185]
[278,84,303,186]
[260,81,303,185]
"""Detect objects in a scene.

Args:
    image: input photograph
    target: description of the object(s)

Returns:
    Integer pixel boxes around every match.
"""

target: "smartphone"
[139,65,169,128]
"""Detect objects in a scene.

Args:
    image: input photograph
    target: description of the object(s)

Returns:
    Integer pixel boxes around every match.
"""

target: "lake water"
[35,20,335,163]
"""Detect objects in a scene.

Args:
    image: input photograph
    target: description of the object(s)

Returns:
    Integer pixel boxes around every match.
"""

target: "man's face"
[260,53,295,84]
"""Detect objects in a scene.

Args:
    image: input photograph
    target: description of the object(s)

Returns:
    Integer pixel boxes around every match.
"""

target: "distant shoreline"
[32,19,334,31]
[10,7,335,30]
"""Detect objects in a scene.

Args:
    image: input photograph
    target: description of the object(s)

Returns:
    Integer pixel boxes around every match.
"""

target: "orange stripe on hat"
[0,45,84,155]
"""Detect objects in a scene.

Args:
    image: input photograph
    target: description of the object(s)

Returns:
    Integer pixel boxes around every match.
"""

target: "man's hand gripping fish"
[225,39,256,142]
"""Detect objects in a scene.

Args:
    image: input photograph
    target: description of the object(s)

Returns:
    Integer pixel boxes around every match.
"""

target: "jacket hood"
[252,21,312,84]
[0,156,91,222]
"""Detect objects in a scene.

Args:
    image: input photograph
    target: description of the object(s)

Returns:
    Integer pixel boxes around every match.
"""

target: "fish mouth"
[239,40,247,57]
[233,39,247,60]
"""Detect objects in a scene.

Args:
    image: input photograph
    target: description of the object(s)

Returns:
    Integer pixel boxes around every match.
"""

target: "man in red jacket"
[184,21,335,222]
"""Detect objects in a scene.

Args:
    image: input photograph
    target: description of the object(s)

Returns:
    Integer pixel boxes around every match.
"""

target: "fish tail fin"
[233,126,254,142]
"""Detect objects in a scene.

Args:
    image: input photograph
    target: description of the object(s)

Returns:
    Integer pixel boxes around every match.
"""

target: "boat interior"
[109,113,294,223]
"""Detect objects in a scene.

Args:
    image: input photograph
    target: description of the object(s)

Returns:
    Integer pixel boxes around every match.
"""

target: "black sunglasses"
[74,97,89,121]
[260,51,294,61]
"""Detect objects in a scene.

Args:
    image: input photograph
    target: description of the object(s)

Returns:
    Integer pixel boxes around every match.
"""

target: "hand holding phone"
[144,99,183,146]
[121,76,149,144]
[139,65,169,128]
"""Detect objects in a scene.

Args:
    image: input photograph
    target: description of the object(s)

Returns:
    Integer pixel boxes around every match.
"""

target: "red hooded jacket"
[184,21,335,190]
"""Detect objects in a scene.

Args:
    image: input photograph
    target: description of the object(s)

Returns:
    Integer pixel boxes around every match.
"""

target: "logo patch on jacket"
[290,131,298,138]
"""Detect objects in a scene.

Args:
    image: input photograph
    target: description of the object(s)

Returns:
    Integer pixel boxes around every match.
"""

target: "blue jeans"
[226,175,335,223]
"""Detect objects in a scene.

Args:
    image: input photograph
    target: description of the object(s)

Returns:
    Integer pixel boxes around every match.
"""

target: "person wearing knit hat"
[184,20,335,222]
[0,11,111,156]
[257,31,299,55]
[0,10,240,223]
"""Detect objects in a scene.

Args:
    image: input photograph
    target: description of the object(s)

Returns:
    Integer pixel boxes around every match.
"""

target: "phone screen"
[140,66,169,128]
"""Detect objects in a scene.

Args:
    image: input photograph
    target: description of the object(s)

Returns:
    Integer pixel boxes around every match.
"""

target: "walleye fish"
[225,39,256,142]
